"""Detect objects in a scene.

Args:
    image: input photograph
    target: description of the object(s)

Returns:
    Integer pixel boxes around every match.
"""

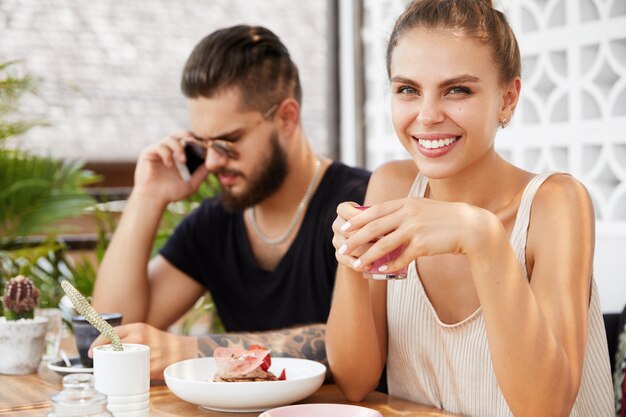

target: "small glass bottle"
[47,373,113,417]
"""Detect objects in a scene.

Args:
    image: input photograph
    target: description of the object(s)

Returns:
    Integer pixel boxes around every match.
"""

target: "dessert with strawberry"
[213,345,286,382]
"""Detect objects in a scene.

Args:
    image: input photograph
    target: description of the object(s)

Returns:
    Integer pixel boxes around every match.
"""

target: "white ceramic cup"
[106,399,150,412]
[106,392,150,404]
[105,409,149,417]
[93,343,150,416]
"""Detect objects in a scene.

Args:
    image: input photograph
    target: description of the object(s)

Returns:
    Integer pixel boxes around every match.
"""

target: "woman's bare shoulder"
[527,173,594,269]
[532,173,593,217]
[366,160,418,204]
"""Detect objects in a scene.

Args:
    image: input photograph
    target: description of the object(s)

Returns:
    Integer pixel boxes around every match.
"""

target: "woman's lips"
[412,134,460,157]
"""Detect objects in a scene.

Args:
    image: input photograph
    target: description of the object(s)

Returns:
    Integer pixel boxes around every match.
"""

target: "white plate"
[164,357,326,412]
[47,357,93,375]
[259,403,383,417]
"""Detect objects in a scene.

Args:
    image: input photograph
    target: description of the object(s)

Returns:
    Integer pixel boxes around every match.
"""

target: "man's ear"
[500,77,521,121]
[275,98,300,136]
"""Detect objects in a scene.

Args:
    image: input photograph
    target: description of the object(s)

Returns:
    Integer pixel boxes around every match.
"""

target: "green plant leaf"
[0,59,101,311]
[0,150,101,245]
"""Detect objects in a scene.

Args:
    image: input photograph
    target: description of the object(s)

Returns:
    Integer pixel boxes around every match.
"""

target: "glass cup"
[36,308,64,362]
[72,313,123,368]
[355,206,409,280]
[362,244,409,280]
[48,373,113,417]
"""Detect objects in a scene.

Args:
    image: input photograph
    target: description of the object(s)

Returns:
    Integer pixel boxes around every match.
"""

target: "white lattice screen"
[360,0,626,311]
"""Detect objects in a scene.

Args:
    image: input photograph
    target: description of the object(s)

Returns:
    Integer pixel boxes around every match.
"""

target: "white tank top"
[386,172,614,416]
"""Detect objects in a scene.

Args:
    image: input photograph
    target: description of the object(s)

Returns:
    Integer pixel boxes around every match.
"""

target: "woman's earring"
[500,117,509,128]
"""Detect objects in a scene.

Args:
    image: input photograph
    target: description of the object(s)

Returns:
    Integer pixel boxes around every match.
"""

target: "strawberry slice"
[278,369,286,380]
[249,345,272,371]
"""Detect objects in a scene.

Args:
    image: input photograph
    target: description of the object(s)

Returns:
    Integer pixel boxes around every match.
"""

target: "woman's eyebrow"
[390,76,418,86]
[438,74,480,88]
[390,74,480,88]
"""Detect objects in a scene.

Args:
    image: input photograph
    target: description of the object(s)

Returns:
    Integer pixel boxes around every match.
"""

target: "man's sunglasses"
[183,104,278,163]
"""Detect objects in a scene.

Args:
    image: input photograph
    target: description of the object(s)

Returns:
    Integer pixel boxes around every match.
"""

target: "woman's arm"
[326,264,386,400]
[472,174,594,417]
[326,160,416,401]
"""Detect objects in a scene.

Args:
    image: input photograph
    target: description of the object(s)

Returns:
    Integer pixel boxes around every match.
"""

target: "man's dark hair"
[181,25,302,114]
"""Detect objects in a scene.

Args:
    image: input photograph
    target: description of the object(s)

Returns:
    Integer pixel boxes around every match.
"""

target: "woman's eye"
[448,86,471,95]
[396,85,418,95]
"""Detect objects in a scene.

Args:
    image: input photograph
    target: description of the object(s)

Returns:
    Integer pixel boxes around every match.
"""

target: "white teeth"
[418,137,458,149]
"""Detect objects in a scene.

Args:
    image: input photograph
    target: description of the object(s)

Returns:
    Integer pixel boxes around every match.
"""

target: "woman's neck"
[425,153,529,214]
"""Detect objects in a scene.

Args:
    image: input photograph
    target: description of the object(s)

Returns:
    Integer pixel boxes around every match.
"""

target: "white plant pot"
[0,316,48,375]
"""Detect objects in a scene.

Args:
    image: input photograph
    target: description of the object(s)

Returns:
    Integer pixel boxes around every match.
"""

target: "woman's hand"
[332,202,373,271]
[133,131,210,206]
[335,198,494,274]
[90,322,198,380]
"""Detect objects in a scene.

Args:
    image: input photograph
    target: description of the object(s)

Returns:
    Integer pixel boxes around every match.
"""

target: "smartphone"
[184,144,205,174]
[174,144,205,182]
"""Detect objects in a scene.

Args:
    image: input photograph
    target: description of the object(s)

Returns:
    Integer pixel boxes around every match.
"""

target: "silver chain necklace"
[247,157,321,245]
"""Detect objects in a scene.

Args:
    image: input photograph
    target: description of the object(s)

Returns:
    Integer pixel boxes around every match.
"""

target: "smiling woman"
[326,1,614,416]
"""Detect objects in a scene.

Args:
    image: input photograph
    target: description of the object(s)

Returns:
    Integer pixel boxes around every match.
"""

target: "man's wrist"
[127,189,170,212]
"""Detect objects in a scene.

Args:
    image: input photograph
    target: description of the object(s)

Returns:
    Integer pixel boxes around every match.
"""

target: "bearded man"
[91,25,370,379]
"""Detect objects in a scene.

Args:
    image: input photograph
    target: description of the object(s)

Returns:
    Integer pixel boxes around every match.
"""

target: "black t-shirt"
[159,162,370,332]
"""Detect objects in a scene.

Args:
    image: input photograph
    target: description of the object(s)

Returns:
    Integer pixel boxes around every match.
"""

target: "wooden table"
[0,339,459,417]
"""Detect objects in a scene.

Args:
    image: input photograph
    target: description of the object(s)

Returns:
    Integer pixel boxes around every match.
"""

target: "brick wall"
[0,0,329,161]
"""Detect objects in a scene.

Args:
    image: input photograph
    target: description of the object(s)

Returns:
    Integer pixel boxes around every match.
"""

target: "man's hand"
[133,132,210,206]
[89,322,198,380]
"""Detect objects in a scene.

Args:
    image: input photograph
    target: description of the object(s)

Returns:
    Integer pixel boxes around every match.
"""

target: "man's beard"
[220,132,288,212]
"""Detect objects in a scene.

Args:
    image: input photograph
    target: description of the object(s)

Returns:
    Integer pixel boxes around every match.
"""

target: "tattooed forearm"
[197,323,327,365]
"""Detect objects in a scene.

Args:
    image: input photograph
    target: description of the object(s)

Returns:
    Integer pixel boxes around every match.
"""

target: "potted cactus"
[0,275,49,374]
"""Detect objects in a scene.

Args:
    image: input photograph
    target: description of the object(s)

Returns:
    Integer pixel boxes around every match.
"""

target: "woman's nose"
[416,95,445,126]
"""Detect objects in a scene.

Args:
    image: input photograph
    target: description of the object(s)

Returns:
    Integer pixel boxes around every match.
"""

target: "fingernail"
[340,221,351,232]
[338,244,347,255]
[378,264,389,272]
[353,259,362,268]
